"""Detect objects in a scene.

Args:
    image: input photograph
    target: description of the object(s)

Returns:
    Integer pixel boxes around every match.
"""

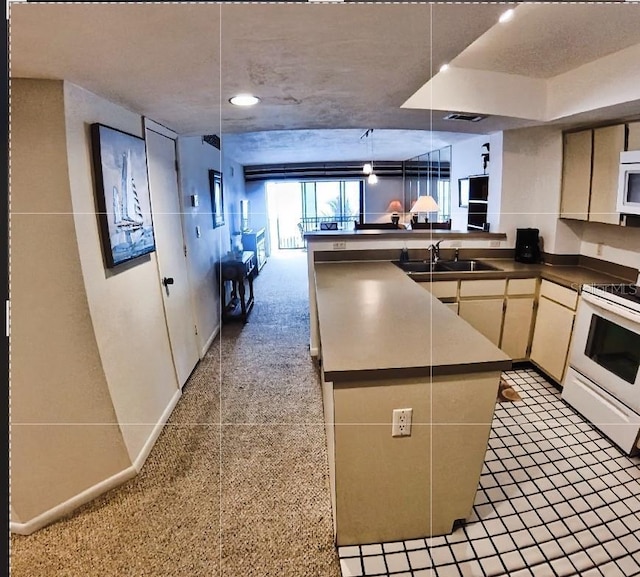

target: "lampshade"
[368,173,378,185]
[410,195,439,213]
[386,200,403,213]
[362,162,373,175]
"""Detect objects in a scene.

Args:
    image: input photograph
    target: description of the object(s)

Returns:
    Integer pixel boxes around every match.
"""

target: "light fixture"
[499,8,514,23]
[386,200,403,226]
[410,195,439,224]
[229,94,260,106]
[361,128,377,183]
[439,64,449,73]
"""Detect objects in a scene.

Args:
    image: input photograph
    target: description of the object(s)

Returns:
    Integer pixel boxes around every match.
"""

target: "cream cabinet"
[502,278,538,361]
[529,280,578,383]
[560,129,592,221]
[589,124,625,225]
[421,277,537,356]
[560,123,627,225]
[628,121,640,151]
[458,280,507,347]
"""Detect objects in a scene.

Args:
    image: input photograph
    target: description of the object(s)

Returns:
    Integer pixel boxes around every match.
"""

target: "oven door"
[569,292,640,413]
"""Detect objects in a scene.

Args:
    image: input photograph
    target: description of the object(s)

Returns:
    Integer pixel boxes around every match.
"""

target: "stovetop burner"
[584,283,640,311]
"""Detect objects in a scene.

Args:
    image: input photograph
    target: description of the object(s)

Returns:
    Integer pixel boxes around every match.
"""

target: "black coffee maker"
[515,228,541,263]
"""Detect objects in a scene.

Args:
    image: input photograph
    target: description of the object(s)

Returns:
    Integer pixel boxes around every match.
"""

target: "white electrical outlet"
[596,242,604,256]
[392,408,412,437]
[450,240,462,248]
[490,240,501,248]
[333,241,347,250]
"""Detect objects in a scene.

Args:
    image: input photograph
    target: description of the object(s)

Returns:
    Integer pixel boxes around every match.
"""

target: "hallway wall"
[11,79,133,526]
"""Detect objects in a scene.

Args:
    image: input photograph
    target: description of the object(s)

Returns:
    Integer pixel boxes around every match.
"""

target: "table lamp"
[386,200,403,225]
[410,195,439,224]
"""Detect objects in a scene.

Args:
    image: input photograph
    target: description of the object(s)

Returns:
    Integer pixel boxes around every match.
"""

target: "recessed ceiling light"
[229,94,260,107]
[439,64,449,73]
[499,9,514,23]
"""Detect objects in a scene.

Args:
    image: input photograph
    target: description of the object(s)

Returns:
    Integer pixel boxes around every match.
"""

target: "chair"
[410,220,452,230]
[320,222,338,230]
[354,221,399,230]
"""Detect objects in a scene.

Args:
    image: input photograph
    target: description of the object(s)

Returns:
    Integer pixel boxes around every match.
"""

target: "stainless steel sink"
[437,259,501,272]
[392,260,450,273]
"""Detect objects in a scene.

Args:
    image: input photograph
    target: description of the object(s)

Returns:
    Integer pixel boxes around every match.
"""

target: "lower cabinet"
[529,280,578,383]
[458,280,507,347]
[501,297,535,361]
[458,299,504,346]
[419,277,537,360]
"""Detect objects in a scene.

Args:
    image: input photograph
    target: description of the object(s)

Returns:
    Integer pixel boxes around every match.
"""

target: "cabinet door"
[589,124,625,225]
[560,130,592,221]
[529,296,575,383]
[501,297,535,361]
[458,299,504,346]
[628,121,640,151]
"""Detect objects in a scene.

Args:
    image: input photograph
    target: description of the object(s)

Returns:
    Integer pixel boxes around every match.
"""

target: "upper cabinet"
[589,124,626,225]
[628,121,640,151]
[559,130,592,221]
[560,122,629,225]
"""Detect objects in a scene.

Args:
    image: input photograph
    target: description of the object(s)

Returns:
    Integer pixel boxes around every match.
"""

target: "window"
[266,180,363,249]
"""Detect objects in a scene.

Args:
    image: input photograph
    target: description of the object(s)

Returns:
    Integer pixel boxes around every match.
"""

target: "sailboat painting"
[91,124,156,268]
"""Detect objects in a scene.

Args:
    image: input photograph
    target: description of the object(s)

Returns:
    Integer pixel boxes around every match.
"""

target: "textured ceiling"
[9,2,640,166]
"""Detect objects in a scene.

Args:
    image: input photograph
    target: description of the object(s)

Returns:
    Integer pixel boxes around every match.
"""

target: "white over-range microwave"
[617,150,640,215]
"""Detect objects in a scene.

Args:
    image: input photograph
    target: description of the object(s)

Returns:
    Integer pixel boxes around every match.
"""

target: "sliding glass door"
[267,180,362,249]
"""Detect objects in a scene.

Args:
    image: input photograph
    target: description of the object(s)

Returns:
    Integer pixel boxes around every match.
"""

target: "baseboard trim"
[11,388,183,535]
[132,388,182,473]
[10,465,138,535]
[201,323,220,358]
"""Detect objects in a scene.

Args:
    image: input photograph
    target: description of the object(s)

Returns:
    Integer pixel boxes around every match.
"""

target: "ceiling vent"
[202,134,221,149]
[443,113,487,123]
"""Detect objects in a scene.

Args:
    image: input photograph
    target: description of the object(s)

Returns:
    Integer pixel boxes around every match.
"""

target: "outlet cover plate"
[392,408,412,437]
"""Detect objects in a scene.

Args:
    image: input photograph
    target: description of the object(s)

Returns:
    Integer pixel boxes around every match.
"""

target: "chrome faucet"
[427,240,443,263]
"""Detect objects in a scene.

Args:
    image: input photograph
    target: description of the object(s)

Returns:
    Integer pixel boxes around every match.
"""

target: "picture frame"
[209,169,224,228]
[90,123,156,268]
[458,177,470,208]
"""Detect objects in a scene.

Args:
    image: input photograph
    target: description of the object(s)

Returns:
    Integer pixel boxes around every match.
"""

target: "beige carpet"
[10,250,341,577]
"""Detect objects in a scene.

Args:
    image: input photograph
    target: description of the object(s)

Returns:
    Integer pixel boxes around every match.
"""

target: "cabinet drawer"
[539,279,578,310]
[422,280,458,299]
[507,278,537,295]
[459,279,506,298]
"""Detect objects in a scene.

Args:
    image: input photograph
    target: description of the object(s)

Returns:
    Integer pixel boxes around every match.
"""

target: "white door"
[145,122,199,387]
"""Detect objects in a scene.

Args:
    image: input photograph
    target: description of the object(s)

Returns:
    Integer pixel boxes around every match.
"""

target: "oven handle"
[582,291,640,324]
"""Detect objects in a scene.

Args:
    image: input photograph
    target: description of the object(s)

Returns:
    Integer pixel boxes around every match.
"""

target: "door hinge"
[184,245,188,257]
[194,325,198,336]
[175,160,179,172]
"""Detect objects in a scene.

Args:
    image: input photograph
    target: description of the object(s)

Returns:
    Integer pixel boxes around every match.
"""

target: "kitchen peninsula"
[314,260,511,546]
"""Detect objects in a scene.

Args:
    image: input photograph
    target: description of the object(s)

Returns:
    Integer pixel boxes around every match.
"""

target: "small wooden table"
[218,251,256,323]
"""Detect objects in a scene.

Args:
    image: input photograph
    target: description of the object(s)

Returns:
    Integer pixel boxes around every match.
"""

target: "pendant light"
[361,129,377,183]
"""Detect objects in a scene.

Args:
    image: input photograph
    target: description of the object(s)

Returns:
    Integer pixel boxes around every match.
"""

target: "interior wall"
[364,177,405,223]
[63,81,180,462]
[580,223,640,272]
[176,136,230,354]
[449,134,490,233]
[11,79,131,524]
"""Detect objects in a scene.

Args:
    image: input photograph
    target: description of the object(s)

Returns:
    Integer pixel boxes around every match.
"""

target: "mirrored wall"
[404,146,451,224]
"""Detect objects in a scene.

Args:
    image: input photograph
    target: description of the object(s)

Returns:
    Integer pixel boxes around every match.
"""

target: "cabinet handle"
[162,277,174,286]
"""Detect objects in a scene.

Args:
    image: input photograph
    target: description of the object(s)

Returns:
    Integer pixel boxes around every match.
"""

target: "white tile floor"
[338,368,640,577]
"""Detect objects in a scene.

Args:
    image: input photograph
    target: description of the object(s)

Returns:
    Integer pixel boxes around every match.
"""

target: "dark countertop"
[305,229,507,241]
[314,261,512,383]
[405,258,634,291]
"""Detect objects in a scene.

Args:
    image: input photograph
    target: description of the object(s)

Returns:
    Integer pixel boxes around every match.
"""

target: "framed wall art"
[90,123,156,268]
[209,169,224,228]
